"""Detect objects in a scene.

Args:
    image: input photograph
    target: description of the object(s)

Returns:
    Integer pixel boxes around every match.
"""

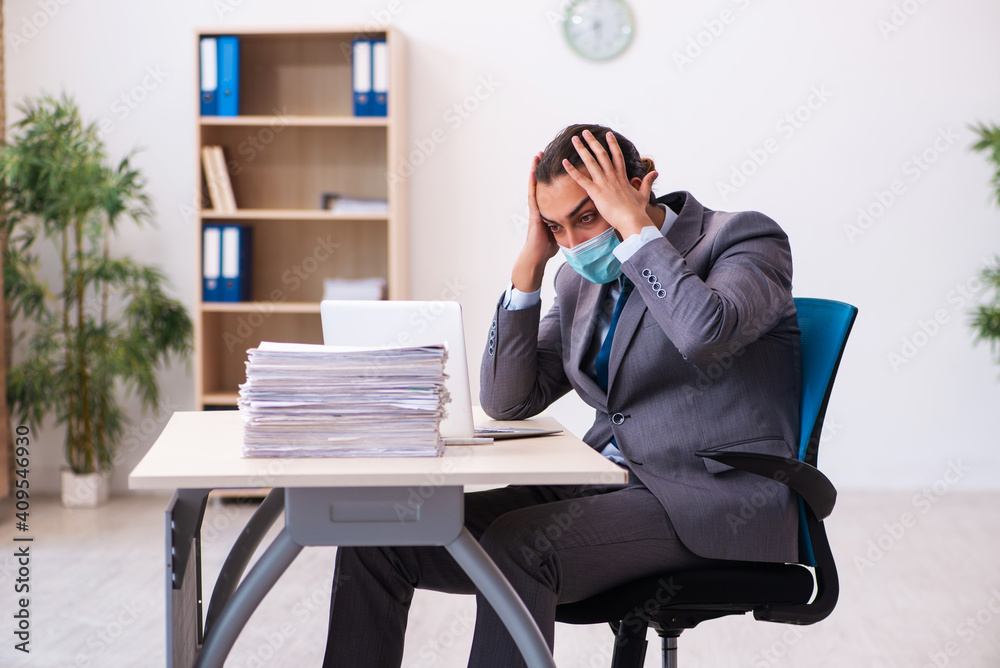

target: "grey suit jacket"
[480,191,801,563]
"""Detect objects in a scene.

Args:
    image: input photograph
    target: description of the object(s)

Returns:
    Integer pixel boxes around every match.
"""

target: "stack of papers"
[330,197,389,215]
[323,277,387,301]
[238,341,450,458]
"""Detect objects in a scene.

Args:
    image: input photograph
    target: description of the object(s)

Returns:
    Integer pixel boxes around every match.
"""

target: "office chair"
[555,297,858,667]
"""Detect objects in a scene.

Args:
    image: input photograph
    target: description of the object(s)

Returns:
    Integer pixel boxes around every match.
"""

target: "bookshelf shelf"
[201,209,388,222]
[201,301,322,314]
[200,115,390,128]
[194,27,407,409]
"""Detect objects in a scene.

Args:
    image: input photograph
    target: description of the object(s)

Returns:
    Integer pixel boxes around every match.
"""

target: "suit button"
[656,289,666,298]
[641,269,651,278]
[611,413,625,425]
[647,274,657,284]
[652,282,661,290]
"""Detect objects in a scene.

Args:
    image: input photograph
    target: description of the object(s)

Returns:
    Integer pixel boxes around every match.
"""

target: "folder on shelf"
[221,225,252,302]
[199,37,218,116]
[352,39,373,116]
[202,225,223,301]
[201,146,237,213]
[212,146,237,212]
[372,40,388,117]
[201,146,223,211]
[217,36,240,116]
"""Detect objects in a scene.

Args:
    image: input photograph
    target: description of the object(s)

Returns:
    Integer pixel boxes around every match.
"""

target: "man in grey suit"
[323,125,800,668]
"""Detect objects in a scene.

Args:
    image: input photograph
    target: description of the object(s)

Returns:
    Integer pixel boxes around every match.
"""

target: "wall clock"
[564,0,635,62]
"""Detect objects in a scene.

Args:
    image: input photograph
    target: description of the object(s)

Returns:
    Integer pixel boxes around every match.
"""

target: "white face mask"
[559,227,622,284]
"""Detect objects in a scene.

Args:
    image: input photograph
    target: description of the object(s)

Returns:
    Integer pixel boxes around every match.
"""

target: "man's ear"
[629,176,643,190]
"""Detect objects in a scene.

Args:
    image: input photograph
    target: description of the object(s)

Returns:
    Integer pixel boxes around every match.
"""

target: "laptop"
[319,300,560,443]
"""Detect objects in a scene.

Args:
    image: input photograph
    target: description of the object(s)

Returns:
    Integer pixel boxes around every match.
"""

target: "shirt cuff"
[502,283,541,310]
[613,226,663,263]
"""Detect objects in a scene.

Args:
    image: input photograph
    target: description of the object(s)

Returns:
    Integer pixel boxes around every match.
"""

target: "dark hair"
[534,123,657,204]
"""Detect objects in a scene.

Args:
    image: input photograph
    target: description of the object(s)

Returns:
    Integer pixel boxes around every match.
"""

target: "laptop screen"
[320,300,475,439]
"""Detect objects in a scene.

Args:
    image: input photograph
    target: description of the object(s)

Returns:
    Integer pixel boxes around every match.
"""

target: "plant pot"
[60,469,111,508]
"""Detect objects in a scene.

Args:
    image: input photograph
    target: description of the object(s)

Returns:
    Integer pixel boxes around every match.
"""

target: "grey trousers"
[322,477,716,668]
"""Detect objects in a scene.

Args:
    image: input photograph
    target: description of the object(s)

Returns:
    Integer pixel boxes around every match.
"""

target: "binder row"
[352,38,388,117]
[200,35,387,117]
[200,36,239,116]
[203,225,252,302]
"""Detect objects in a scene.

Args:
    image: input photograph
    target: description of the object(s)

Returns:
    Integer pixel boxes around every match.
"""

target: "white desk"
[129,409,626,668]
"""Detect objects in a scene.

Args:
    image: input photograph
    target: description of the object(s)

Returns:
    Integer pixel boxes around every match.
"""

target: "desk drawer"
[285,485,464,546]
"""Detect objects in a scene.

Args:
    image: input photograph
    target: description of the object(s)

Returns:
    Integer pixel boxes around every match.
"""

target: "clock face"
[564,0,634,61]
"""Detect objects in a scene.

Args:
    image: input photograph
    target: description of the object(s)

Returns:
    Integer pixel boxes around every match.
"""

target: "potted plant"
[970,122,1000,357]
[0,93,192,507]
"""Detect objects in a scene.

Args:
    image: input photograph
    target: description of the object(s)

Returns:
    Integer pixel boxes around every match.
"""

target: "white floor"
[1,490,998,667]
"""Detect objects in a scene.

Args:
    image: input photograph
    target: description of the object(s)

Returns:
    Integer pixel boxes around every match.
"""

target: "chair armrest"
[695,451,837,520]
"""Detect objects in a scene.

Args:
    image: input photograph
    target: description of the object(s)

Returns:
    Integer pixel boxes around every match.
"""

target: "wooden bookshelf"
[194,27,408,409]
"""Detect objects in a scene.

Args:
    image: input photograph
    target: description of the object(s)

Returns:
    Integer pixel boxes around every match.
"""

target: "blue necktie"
[595,277,633,392]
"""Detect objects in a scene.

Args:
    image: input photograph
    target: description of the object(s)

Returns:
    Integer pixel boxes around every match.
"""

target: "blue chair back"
[793,298,858,565]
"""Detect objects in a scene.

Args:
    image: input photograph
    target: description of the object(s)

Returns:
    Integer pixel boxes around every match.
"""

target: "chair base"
[661,635,678,668]
[611,618,648,667]
[609,619,681,668]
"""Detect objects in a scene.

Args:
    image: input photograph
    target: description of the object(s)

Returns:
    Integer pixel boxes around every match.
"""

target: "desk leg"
[193,527,303,668]
[204,488,285,634]
[445,528,557,668]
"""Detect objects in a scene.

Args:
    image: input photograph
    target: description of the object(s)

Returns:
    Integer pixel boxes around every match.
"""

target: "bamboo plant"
[0,93,191,475]
[970,122,1000,361]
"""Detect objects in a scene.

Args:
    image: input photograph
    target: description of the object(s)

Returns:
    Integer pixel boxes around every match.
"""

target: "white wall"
[6,0,1000,493]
